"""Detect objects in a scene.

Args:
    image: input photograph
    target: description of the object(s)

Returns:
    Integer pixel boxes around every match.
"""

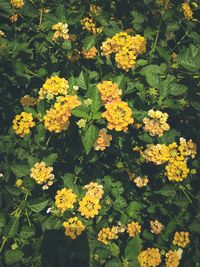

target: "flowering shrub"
[0,1,200,266]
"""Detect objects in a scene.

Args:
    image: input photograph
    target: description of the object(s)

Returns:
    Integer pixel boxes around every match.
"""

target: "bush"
[0,0,200,266]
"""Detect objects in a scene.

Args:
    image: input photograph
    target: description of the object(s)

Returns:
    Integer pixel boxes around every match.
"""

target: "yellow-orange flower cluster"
[127,221,142,237]
[102,99,134,132]
[55,188,77,213]
[63,217,85,239]
[20,95,37,107]
[143,110,170,137]
[142,144,170,165]
[97,226,120,245]
[10,13,19,23]
[78,195,101,219]
[97,80,122,103]
[10,0,24,9]
[82,46,97,59]
[52,22,69,41]
[13,112,35,137]
[38,76,69,100]
[172,231,190,248]
[30,162,54,190]
[94,129,112,151]
[138,248,161,267]
[182,3,193,20]
[83,182,104,200]
[165,250,180,267]
[44,95,80,133]
[150,220,164,235]
[101,32,147,71]
[133,175,149,188]
[165,160,189,182]
[81,17,102,35]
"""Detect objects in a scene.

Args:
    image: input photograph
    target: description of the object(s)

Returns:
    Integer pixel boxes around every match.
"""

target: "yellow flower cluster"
[142,138,196,181]
[133,175,149,188]
[63,217,85,239]
[172,232,190,248]
[44,95,80,133]
[30,162,54,190]
[127,221,142,237]
[38,76,69,100]
[81,17,102,35]
[83,182,104,200]
[94,128,112,151]
[20,95,37,107]
[82,46,97,59]
[182,3,193,20]
[10,0,24,9]
[78,195,101,219]
[150,220,164,235]
[15,179,23,188]
[138,248,161,267]
[76,118,87,128]
[97,80,122,103]
[165,160,189,182]
[97,226,120,245]
[13,112,35,137]
[102,99,134,132]
[52,22,69,41]
[165,250,180,267]
[143,110,170,137]
[142,144,170,165]
[101,31,147,71]
[89,4,102,15]
[55,188,77,213]
[10,13,19,23]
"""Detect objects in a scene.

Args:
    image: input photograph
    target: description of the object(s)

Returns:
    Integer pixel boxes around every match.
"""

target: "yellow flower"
[84,98,93,106]
[10,0,24,9]
[141,144,170,165]
[52,22,69,41]
[30,162,54,189]
[115,48,136,71]
[82,47,97,59]
[38,76,69,100]
[129,34,147,56]
[78,195,101,219]
[20,95,37,107]
[150,220,164,235]
[94,129,112,151]
[76,119,87,128]
[127,221,142,237]
[138,248,161,267]
[101,37,116,57]
[97,226,120,245]
[13,112,35,137]
[165,250,180,267]
[81,17,102,35]
[172,231,190,248]
[63,217,85,239]
[97,81,122,103]
[165,160,189,182]
[15,179,23,188]
[55,188,77,213]
[182,2,193,20]
[102,99,134,132]
[133,176,149,188]
[84,182,104,200]
[143,110,170,137]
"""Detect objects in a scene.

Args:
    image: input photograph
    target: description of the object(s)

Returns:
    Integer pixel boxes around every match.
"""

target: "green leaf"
[72,106,89,118]
[83,35,96,50]
[5,217,19,238]
[124,234,141,260]
[34,124,46,144]
[81,124,99,154]
[0,213,6,228]
[11,165,29,178]
[87,85,102,113]
[20,226,35,239]
[4,249,24,265]
[170,84,187,96]
[142,230,154,241]
[156,185,176,198]
[77,71,88,90]
[5,186,22,196]
[105,258,123,267]
[94,247,111,260]
[178,44,200,72]
[43,153,58,166]
[28,198,49,213]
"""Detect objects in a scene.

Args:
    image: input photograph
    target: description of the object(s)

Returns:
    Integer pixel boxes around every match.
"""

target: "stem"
[25,210,32,227]
[0,237,7,254]
[152,0,170,53]
[179,185,200,215]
